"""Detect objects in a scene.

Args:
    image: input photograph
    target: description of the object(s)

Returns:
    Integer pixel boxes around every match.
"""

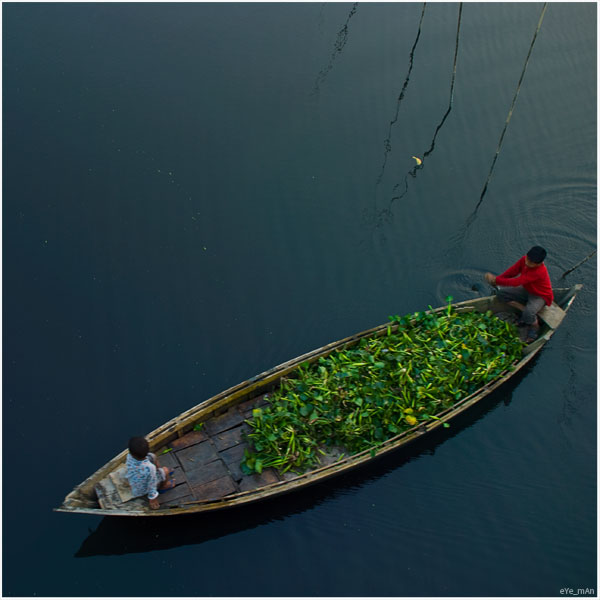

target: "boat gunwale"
[55,285,582,516]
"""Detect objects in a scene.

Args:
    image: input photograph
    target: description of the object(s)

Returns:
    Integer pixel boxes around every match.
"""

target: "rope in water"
[376,2,427,186]
[421,2,462,160]
[389,2,462,205]
[448,3,462,105]
[561,249,596,279]
[474,3,548,212]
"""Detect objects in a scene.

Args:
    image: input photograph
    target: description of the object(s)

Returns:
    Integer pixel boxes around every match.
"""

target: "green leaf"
[234,302,523,474]
[240,462,253,475]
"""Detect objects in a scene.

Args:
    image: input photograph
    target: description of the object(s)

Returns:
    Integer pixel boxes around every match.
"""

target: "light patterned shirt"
[126,453,159,500]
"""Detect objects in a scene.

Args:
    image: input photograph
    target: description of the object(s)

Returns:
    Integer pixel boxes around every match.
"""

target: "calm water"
[3,2,596,597]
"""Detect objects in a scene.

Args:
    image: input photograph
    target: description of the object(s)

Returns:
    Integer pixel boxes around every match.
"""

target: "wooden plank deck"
[219,444,246,480]
[203,407,246,436]
[212,424,246,452]
[96,393,351,510]
[158,394,278,507]
[538,302,565,329]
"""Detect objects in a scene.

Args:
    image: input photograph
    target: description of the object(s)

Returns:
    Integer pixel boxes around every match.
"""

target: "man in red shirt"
[484,246,553,342]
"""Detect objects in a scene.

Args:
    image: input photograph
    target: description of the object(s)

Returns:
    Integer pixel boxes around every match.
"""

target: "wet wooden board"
[212,423,247,452]
[158,481,193,505]
[168,464,185,484]
[237,393,269,411]
[162,494,195,508]
[219,444,246,481]
[156,451,178,468]
[238,468,279,492]
[219,443,246,465]
[238,394,270,418]
[169,430,207,451]
[184,459,230,487]
[192,475,237,501]
[203,407,246,436]
[538,303,566,329]
[175,441,219,468]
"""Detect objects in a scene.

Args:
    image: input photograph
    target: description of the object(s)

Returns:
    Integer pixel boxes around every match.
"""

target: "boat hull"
[55,285,582,516]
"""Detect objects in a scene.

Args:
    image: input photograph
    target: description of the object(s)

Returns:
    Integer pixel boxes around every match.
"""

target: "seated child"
[126,436,175,509]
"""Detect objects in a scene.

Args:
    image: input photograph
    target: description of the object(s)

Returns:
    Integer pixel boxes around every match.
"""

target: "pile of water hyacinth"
[241,299,523,476]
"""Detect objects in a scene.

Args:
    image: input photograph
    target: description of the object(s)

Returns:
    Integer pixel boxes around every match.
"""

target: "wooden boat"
[55,284,582,517]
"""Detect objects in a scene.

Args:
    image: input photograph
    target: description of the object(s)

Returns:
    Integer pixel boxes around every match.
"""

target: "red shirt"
[495,255,554,306]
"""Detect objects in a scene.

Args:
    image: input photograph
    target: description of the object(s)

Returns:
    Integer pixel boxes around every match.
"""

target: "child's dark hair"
[129,436,149,460]
[527,246,547,263]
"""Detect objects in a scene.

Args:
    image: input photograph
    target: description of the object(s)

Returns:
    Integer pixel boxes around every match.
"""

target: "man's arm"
[496,268,539,288]
[497,256,524,281]
[484,272,497,286]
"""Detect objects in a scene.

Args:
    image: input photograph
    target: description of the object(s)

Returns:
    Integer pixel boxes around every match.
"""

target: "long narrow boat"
[55,284,582,517]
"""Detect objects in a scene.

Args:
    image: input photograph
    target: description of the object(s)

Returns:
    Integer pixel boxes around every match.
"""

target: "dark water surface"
[3,2,596,597]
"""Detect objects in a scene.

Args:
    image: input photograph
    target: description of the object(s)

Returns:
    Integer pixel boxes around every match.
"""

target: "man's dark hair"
[129,436,149,460]
[527,246,547,264]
